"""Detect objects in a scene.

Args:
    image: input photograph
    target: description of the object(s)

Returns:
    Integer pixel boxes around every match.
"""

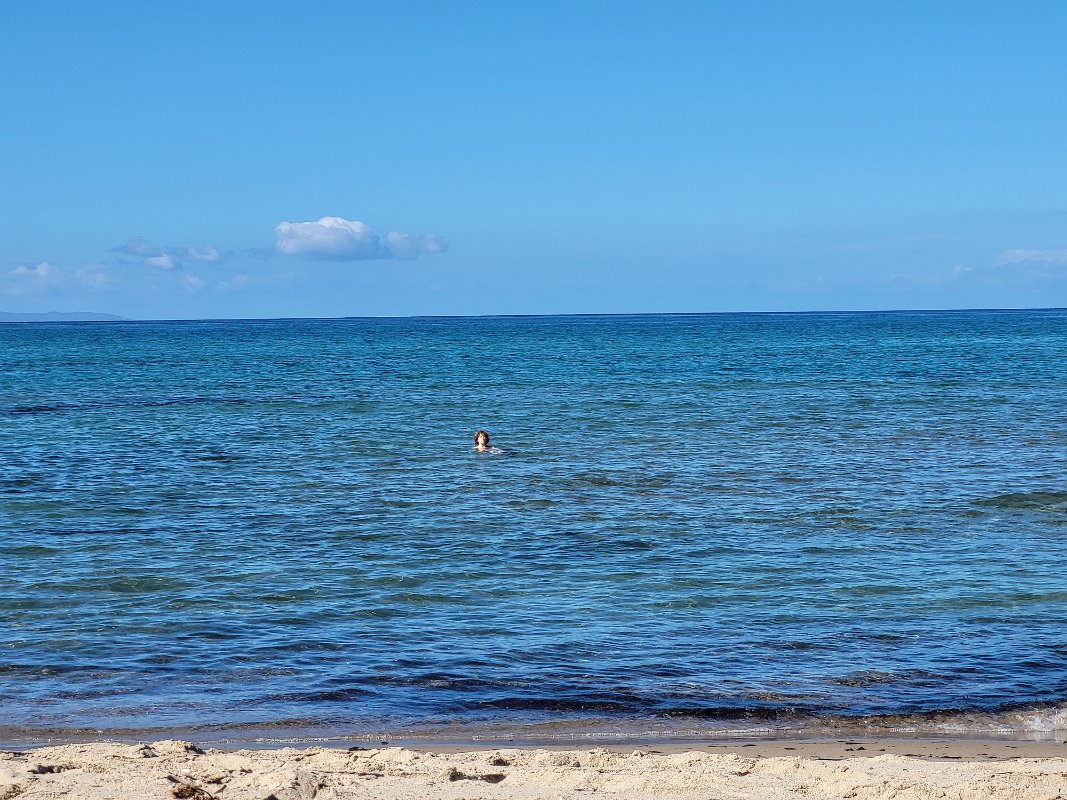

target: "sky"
[2,1,1066,319]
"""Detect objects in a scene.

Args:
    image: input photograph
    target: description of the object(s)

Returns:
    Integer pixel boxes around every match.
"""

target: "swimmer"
[473,430,504,454]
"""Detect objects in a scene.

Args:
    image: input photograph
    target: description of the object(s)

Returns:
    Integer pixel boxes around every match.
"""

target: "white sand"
[4,739,1067,799]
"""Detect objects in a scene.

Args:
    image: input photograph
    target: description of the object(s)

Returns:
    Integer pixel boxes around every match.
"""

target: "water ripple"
[1,311,1067,737]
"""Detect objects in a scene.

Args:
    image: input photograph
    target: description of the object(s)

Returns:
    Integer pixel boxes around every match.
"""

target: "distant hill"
[0,311,128,322]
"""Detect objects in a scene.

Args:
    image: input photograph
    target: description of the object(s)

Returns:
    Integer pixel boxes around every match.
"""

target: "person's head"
[474,430,490,447]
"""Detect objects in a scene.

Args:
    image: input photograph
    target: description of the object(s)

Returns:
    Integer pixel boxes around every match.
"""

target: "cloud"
[4,262,111,295]
[73,266,111,288]
[183,245,222,263]
[145,254,179,270]
[11,261,63,285]
[386,231,449,260]
[275,217,382,260]
[114,236,163,258]
[997,249,1067,266]
[5,262,65,296]
[113,237,226,269]
[274,216,448,261]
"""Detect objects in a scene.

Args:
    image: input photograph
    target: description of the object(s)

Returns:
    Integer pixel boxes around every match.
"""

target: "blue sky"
[2,1,1066,319]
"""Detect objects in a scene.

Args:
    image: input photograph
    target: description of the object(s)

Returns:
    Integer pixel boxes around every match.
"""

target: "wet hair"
[474,430,490,444]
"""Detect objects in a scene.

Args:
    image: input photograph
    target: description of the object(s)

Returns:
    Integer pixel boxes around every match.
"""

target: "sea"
[2,310,1067,747]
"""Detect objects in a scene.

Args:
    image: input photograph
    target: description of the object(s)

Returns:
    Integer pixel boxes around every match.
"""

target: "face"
[475,432,488,446]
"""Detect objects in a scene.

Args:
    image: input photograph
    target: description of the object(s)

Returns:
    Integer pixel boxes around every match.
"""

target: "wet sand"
[3,738,1067,799]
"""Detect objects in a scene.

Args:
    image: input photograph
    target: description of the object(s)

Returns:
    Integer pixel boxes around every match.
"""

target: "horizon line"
[3,305,1066,324]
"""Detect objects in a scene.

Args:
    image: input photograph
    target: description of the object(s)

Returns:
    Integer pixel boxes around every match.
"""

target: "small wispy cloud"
[997,249,1067,266]
[3,262,111,295]
[184,245,222,263]
[5,262,64,298]
[274,216,449,261]
[75,266,111,288]
[385,231,449,260]
[113,237,227,270]
[11,262,63,285]
[145,254,179,270]
[114,236,163,258]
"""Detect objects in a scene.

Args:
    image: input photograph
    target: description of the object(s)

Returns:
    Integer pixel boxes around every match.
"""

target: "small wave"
[476,697,645,713]
[830,669,945,688]
[8,397,250,415]
[5,394,355,415]
[974,491,1067,513]
[568,472,674,490]
[264,688,373,703]
[458,701,1067,740]
[4,701,1067,747]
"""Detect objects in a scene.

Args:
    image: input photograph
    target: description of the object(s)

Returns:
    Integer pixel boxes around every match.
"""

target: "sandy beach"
[4,738,1067,799]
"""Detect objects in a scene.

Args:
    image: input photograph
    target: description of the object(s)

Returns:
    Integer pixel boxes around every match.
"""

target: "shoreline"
[4,737,1067,799]
[410,737,1067,761]
[8,728,1067,752]
[6,715,1067,752]
[6,732,1067,760]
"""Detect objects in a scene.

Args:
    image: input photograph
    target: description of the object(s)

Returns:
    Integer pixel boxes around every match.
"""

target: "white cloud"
[4,262,112,295]
[275,217,383,260]
[145,254,179,270]
[183,275,205,292]
[114,236,163,258]
[74,266,111,288]
[184,245,222,263]
[274,216,448,261]
[386,231,450,260]
[11,261,63,286]
[997,249,1067,266]
[113,237,225,269]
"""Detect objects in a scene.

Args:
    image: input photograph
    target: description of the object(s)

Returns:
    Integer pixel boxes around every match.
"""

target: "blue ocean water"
[2,311,1067,744]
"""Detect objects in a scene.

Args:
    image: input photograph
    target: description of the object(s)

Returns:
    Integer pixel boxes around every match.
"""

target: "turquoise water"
[2,311,1067,743]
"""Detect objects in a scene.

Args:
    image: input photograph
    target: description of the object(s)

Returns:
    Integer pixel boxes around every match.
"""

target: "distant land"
[0,311,128,322]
